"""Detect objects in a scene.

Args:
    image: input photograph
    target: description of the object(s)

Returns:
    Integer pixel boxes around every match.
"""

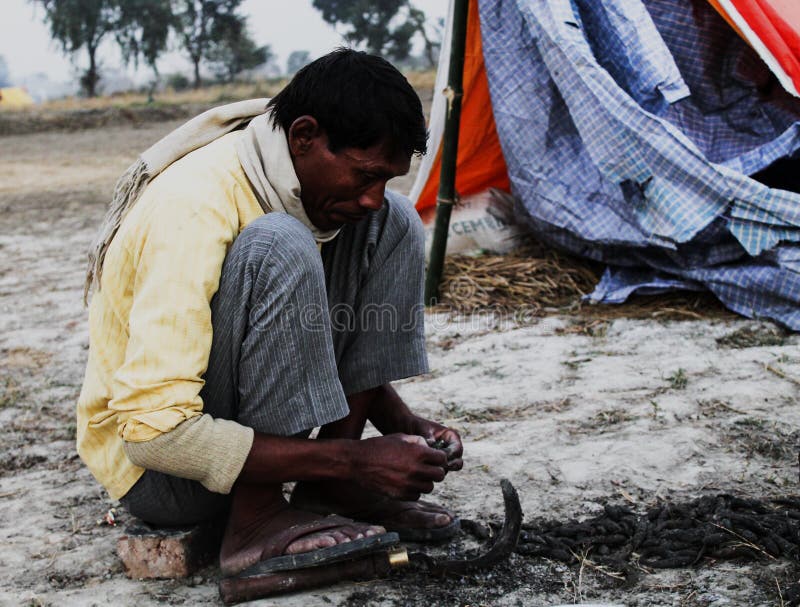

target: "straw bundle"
[435,243,733,322]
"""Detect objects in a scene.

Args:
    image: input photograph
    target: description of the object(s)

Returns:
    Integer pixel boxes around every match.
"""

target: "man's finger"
[446,458,463,471]
[421,447,448,466]
[444,443,461,459]
[441,431,464,458]
[415,464,446,482]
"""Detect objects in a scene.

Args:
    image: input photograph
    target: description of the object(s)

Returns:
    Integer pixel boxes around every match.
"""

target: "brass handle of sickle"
[388,547,410,568]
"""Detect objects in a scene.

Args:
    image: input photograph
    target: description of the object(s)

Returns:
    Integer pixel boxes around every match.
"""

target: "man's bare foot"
[219,483,385,576]
[291,480,457,540]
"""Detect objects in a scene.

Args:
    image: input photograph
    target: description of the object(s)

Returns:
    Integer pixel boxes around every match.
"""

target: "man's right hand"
[351,434,448,501]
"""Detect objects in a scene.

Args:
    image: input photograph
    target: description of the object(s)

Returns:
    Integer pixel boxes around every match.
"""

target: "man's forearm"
[314,384,417,442]
[239,429,450,501]
[124,417,358,492]
[363,384,418,435]
[236,433,356,485]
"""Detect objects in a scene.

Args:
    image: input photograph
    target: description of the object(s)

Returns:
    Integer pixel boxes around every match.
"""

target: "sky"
[0,0,448,84]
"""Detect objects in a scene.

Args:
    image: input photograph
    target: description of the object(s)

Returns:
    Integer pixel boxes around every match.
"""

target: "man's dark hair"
[268,48,427,157]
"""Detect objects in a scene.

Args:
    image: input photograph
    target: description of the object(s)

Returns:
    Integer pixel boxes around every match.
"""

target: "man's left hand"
[363,384,464,472]
[407,416,463,472]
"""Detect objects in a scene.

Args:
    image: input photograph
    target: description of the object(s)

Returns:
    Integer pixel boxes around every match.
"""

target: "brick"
[117,519,224,579]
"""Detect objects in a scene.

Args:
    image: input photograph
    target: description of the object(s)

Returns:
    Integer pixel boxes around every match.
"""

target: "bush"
[165,73,191,92]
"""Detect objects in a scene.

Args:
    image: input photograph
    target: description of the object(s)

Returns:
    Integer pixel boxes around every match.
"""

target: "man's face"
[288,116,411,231]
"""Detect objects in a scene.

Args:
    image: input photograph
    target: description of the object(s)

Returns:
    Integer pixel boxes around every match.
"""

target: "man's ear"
[287,115,322,157]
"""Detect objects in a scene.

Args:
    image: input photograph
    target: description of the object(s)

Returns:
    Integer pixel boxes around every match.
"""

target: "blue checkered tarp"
[479,0,800,329]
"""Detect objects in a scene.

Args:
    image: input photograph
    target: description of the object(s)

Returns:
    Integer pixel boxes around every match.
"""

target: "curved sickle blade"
[411,478,523,575]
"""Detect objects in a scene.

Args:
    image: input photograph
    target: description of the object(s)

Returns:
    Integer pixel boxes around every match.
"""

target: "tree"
[311,0,433,63]
[408,6,440,68]
[286,50,311,76]
[206,18,271,82]
[116,0,173,89]
[171,0,243,88]
[32,0,120,97]
[0,56,10,87]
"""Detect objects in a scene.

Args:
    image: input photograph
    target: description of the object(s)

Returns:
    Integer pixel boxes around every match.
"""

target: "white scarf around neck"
[235,113,340,244]
[84,99,338,302]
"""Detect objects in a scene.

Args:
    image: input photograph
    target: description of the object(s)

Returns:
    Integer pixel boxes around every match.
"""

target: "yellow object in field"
[0,87,34,108]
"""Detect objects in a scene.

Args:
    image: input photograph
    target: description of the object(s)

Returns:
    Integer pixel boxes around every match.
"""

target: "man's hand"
[362,384,464,474]
[351,434,449,501]
[407,416,464,472]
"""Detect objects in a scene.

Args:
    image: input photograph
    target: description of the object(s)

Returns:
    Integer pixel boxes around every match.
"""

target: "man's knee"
[383,190,425,257]
[235,213,322,274]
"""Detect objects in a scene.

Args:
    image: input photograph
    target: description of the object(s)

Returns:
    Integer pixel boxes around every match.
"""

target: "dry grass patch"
[716,324,787,349]
[404,69,437,90]
[1,80,289,114]
[0,376,23,409]
[0,347,52,370]
[726,418,800,463]
[441,398,573,423]
[435,244,599,314]
[566,408,638,435]
[435,243,737,323]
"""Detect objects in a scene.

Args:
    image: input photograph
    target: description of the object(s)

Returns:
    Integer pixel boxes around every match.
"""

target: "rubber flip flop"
[234,532,399,578]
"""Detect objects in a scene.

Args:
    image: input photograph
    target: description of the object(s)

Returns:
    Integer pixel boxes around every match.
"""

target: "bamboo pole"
[424,0,470,305]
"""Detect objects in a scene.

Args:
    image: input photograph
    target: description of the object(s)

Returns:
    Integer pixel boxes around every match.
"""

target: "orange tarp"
[707,0,747,36]
[416,0,510,212]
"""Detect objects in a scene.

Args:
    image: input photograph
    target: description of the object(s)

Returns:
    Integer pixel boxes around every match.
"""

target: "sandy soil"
[0,117,798,607]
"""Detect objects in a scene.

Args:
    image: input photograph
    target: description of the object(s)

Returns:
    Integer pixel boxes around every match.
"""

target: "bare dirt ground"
[0,112,799,607]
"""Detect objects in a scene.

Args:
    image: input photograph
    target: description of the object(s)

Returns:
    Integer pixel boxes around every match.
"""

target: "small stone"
[117,519,223,579]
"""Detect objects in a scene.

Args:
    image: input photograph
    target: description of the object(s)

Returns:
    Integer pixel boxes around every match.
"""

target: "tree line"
[33,0,270,97]
[33,0,440,98]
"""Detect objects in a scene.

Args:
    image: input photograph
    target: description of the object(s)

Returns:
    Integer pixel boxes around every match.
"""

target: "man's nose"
[358,181,386,211]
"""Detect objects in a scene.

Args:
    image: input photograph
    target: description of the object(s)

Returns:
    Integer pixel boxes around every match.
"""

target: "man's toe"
[284,522,387,556]
[332,530,352,543]
[285,532,337,554]
[396,507,452,529]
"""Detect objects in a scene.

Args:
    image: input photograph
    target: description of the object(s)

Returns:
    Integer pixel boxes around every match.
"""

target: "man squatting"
[76,49,464,576]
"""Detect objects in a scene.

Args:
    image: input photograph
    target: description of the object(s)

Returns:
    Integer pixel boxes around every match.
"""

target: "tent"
[0,87,34,109]
[412,0,800,330]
